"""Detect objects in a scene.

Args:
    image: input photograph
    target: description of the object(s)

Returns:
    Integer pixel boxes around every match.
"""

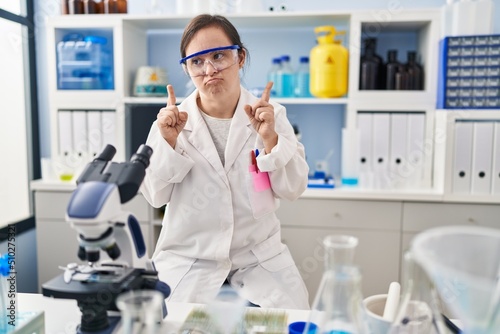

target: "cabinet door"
[277,198,401,230]
[277,198,402,304]
[281,226,400,305]
[403,202,500,232]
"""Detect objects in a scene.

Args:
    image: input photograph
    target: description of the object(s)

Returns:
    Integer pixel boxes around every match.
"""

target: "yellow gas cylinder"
[310,26,349,98]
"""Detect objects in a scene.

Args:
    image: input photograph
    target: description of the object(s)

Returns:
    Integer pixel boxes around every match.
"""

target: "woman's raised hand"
[157,85,188,148]
[244,81,278,153]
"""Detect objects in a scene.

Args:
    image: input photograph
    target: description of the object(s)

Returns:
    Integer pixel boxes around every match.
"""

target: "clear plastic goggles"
[179,45,240,77]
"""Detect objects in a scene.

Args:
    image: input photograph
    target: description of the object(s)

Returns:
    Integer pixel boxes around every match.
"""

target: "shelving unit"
[37,9,500,297]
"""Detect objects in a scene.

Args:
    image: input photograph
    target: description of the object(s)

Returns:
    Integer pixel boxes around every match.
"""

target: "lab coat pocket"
[251,232,293,272]
[246,170,277,219]
[153,251,196,297]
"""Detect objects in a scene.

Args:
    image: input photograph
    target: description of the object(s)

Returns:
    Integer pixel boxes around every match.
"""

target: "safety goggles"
[179,45,240,77]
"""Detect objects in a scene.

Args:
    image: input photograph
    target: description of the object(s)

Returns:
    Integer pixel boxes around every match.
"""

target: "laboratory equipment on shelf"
[57,34,114,90]
[276,55,295,97]
[359,38,383,90]
[304,235,368,334]
[411,225,500,334]
[310,25,348,98]
[294,56,312,97]
[42,144,170,333]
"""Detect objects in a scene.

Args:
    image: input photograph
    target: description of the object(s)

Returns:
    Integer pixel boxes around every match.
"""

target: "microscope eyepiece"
[130,144,153,169]
[95,144,116,162]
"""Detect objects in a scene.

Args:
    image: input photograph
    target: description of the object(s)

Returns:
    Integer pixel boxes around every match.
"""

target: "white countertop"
[18,293,310,334]
[30,179,500,204]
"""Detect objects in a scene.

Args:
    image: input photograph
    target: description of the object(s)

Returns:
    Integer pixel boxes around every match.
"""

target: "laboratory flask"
[304,235,368,334]
[310,26,348,98]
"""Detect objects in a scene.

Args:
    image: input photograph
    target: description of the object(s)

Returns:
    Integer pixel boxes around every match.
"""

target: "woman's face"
[184,26,244,98]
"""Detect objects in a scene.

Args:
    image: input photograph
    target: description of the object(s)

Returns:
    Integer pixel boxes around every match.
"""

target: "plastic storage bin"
[437,34,500,109]
[57,35,114,90]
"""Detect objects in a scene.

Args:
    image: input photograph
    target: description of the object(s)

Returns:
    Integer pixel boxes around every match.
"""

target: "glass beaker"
[116,290,164,334]
[305,234,367,334]
[389,251,447,334]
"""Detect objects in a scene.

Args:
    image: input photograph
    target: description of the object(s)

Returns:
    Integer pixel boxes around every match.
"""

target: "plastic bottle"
[267,57,281,97]
[385,50,401,90]
[276,55,294,97]
[310,26,348,98]
[304,235,368,334]
[405,51,424,90]
[359,38,383,90]
[294,56,312,97]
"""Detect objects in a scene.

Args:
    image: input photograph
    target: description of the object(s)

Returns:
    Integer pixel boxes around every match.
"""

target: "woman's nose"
[204,60,218,76]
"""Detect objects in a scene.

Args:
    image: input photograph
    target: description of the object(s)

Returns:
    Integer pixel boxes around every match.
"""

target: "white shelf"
[301,187,444,202]
[123,96,348,105]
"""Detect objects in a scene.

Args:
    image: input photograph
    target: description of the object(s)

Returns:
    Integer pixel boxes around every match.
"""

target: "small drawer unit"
[438,34,500,109]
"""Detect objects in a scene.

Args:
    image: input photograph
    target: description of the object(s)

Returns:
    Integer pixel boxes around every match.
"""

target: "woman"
[141,14,310,309]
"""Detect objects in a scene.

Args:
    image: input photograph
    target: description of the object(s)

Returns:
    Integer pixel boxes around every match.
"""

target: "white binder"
[101,111,116,148]
[452,121,474,194]
[87,111,102,158]
[389,113,408,188]
[492,122,500,195]
[57,110,73,157]
[471,121,494,194]
[72,111,88,157]
[357,112,373,188]
[406,113,426,188]
[372,113,390,189]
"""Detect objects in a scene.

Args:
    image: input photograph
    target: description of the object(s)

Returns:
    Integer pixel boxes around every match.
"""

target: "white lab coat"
[140,86,310,309]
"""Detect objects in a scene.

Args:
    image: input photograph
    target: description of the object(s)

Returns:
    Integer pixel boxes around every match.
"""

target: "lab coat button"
[240,283,244,288]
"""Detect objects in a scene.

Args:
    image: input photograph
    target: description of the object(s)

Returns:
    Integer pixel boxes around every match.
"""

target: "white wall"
[34,0,500,158]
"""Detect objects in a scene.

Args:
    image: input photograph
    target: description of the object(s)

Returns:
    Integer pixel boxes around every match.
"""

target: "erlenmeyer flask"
[389,251,447,334]
[304,234,367,334]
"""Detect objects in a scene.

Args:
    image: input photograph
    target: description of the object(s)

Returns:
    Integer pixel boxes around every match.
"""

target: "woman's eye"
[213,52,224,61]
[191,58,202,66]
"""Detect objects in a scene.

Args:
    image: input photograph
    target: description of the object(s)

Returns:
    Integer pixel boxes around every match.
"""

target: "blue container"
[57,35,114,90]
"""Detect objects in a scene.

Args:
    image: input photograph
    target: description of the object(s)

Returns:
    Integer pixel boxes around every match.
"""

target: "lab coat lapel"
[224,89,254,173]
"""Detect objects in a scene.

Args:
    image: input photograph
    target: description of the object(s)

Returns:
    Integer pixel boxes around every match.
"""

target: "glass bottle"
[359,38,383,90]
[69,0,85,14]
[406,51,424,90]
[385,50,401,90]
[294,56,312,97]
[276,55,294,97]
[395,64,409,90]
[305,235,368,334]
[267,57,281,97]
[84,0,104,14]
[105,0,127,13]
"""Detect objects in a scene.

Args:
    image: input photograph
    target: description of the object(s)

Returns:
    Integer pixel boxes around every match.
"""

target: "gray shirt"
[200,110,232,166]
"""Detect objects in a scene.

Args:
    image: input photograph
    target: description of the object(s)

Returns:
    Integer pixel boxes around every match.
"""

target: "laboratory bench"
[17,292,311,333]
[31,179,500,305]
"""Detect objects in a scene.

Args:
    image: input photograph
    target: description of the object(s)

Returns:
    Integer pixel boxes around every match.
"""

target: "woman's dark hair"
[180,14,248,63]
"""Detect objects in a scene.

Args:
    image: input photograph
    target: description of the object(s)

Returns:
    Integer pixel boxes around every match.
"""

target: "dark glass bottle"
[84,0,104,14]
[395,64,409,90]
[385,50,401,90]
[406,51,424,90]
[61,0,69,14]
[69,0,84,14]
[105,0,127,13]
[359,38,383,90]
